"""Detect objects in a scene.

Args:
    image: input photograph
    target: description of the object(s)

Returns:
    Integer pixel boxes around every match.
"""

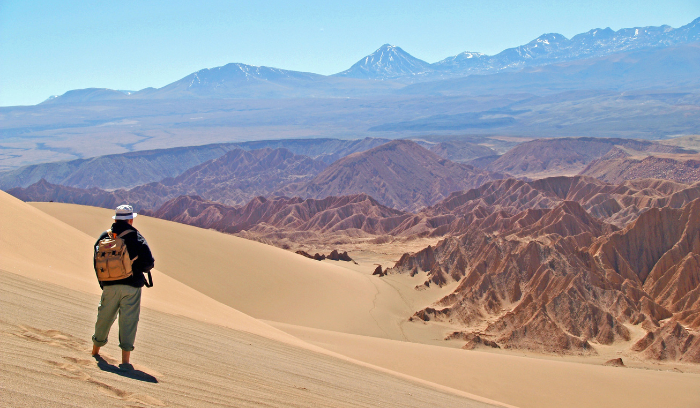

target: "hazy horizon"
[1,0,699,106]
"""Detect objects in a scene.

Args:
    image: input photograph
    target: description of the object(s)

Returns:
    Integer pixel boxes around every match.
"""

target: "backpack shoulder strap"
[117,230,135,238]
[116,229,138,263]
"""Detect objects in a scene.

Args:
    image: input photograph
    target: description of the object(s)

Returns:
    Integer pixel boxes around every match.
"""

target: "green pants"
[92,284,142,352]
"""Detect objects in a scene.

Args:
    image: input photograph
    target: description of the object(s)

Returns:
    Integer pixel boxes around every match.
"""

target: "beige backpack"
[94,230,137,281]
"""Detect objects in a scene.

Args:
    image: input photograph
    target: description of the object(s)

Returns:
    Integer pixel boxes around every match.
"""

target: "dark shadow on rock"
[93,355,158,383]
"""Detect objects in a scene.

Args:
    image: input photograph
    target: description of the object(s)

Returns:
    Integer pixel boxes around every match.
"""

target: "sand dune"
[24,198,700,408]
[1,190,298,344]
[28,201,413,339]
[1,271,497,408]
[271,322,700,408]
[1,191,506,407]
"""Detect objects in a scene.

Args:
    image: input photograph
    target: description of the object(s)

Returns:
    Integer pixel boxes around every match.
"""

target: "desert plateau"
[3,6,700,408]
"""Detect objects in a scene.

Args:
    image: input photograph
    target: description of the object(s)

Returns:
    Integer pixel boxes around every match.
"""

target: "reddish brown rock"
[603,358,625,367]
[486,137,689,178]
[581,147,700,185]
[281,140,507,212]
[632,320,700,363]
[328,250,353,262]
[8,148,328,210]
[390,198,700,359]
[295,250,315,259]
[151,193,411,236]
[295,249,354,262]
[422,175,700,230]
[447,332,500,350]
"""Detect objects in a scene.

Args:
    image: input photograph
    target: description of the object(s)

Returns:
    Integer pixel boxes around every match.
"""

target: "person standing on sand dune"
[91,205,154,368]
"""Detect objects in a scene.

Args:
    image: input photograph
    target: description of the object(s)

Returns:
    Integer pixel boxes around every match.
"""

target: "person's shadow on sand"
[93,355,158,383]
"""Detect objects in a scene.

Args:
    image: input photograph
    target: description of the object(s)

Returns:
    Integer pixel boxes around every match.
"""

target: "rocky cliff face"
[423,175,700,229]
[150,193,411,236]
[390,198,700,361]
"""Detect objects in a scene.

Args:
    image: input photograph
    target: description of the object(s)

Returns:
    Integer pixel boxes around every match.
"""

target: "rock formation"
[485,137,690,178]
[281,140,507,212]
[603,358,625,367]
[149,193,412,236]
[7,179,148,211]
[631,320,700,363]
[423,175,700,229]
[295,249,354,262]
[581,147,700,185]
[388,198,700,360]
[165,147,327,206]
[8,147,327,210]
[425,141,498,164]
[445,332,501,349]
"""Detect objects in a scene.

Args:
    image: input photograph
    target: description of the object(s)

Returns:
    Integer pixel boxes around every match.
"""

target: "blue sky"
[1,0,698,106]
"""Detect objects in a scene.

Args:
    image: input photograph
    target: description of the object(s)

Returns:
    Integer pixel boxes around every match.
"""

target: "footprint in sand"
[45,358,165,407]
[13,325,88,352]
[14,325,156,371]
[46,359,91,381]
[62,356,98,367]
[14,324,165,407]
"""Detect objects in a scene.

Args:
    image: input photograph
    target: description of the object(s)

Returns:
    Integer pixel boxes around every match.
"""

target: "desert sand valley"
[2,191,698,407]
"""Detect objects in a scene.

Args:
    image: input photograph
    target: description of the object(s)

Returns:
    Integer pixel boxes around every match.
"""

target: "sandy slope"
[29,202,413,340]
[2,193,299,345]
[1,271,496,408]
[271,322,700,408]
[23,200,700,408]
[1,192,504,407]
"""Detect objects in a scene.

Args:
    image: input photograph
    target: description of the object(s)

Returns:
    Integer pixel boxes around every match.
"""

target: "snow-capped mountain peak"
[428,16,700,79]
[333,44,433,80]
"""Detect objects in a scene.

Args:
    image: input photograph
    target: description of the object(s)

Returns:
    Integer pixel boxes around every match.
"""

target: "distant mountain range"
[41,17,700,103]
[484,137,691,178]
[7,136,700,206]
[580,147,700,185]
[345,17,700,82]
[0,138,392,190]
[399,42,700,95]
[7,147,330,210]
[7,140,506,213]
[280,140,506,211]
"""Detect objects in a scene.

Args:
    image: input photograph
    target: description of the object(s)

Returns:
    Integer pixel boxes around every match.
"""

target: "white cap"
[113,204,138,220]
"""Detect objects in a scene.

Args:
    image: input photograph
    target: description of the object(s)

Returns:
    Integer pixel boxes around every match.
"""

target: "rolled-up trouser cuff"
[92,335,108,347]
